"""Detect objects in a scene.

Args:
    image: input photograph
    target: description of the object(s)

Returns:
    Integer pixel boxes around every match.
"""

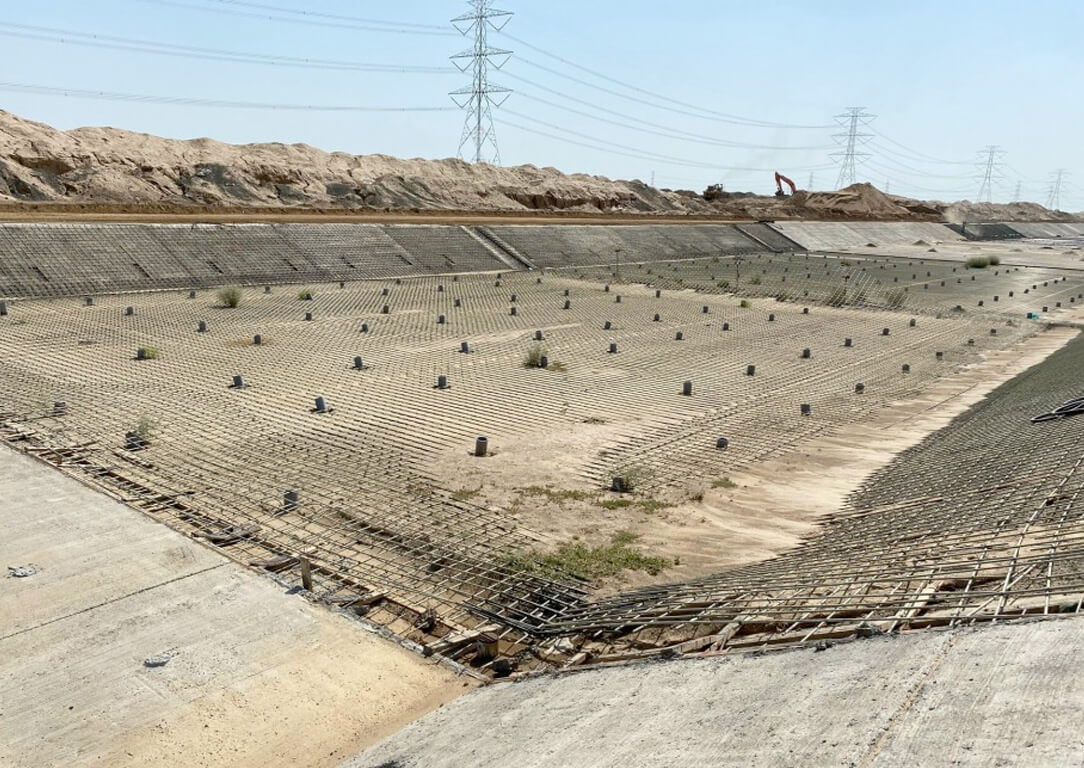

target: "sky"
[1,0,1080,208]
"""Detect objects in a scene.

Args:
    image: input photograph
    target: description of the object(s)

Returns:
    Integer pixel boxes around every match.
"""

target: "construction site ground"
[0,444,470,768]
[3,220,1084,767]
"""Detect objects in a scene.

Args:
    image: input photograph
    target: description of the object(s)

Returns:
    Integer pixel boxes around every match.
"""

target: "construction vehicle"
[774,171,797,198]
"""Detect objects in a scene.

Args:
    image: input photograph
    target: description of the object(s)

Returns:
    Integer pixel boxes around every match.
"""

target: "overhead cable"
[0,81,456,111]
[497,113,835,173]
[0,22,455,73]
[501,31,831,130]
[508,76,834,151]
[137,0,457,36]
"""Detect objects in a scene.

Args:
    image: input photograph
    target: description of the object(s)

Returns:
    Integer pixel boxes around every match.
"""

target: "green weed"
[504,531,669,580]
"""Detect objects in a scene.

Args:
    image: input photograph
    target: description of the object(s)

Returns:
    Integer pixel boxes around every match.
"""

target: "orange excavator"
[774,171,797,197]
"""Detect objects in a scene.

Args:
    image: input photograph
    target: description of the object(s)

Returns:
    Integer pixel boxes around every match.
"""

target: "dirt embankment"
[0,110,1075,222]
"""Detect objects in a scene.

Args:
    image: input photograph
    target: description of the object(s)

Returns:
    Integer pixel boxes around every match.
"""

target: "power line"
[867,142,972,176]
[450,1,513,165]
[0,80,455,111]
[197,0,451,31]
[868,149,974,180]
[496,112,835,174]
[499,31,831,130]
[0,22,455,74]
[1002,163,1041,182]
[869,128,972,165]
[831,107,875,188]
[514,55,831,131]
[510,86,834,152]
[138,0,457,36]
[862,161,973,196]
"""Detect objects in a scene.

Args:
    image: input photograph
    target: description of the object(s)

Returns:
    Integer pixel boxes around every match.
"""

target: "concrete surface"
[770,221,962,252]
[1006,222,1084,239]
[353,618,1084,768]
[0,445,467,768]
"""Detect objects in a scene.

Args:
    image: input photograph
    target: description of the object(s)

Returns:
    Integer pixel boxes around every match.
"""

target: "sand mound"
[939,200,1078,224]
[0,110,1076,222]
[803,183,911,217]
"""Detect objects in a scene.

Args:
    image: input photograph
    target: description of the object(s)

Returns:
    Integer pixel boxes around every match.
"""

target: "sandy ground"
[631,322,1082,582]
[352,617,1084,768]
[437,320,1081,587]
[0,446,471,768]
[837,240,1084,272]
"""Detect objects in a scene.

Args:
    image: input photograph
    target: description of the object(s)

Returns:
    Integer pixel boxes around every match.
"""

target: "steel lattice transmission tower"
[831,107,875,189]
[1047,169,1067,210]
[975,145,1005,203]
[450,1,513,165]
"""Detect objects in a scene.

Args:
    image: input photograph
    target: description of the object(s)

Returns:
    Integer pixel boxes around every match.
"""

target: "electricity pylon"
[450,1,513,165]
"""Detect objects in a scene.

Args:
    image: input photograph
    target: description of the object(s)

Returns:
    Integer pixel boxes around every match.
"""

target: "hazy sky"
[2,1,1080,207]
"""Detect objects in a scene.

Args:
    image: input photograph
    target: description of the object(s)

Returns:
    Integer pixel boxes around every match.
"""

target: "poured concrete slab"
[771,221,962,252]
[353,618,1084,768]
[1006,222,1084,239]
[0,446,467,768]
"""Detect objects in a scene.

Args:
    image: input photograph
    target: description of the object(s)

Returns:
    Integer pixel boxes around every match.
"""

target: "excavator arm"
[774,171,797,197]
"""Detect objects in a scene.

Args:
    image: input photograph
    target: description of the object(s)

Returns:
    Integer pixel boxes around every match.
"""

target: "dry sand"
[436,322,1080,589]
[639,323,1081,582]
[0,109,1073,222]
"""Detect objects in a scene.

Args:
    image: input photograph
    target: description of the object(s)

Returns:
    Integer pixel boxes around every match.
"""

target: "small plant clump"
[451,486,483,502]
[521,486,593,505]
[988,255,1001,265]
[523,344,547,368]
[137,346,161,360]
[712,477,737,489]
[132,415,157,441]
[297,288,315,300]
[505,531,669,581]
[739,299,751,308]
[596,497,668,513]
[966,256,990,269]
[217,285,242,308]
[597,498,634,510]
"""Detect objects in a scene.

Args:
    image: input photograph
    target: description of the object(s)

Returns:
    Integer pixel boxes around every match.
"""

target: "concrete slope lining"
[772,221,962,252]
[1004,222,1084,239]
[946,222,1023,241]
[736,222,804,252]
[352,619,1084,768]
[482,224,765,270]
[467,226,536,270]
[0,220,1027,299]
